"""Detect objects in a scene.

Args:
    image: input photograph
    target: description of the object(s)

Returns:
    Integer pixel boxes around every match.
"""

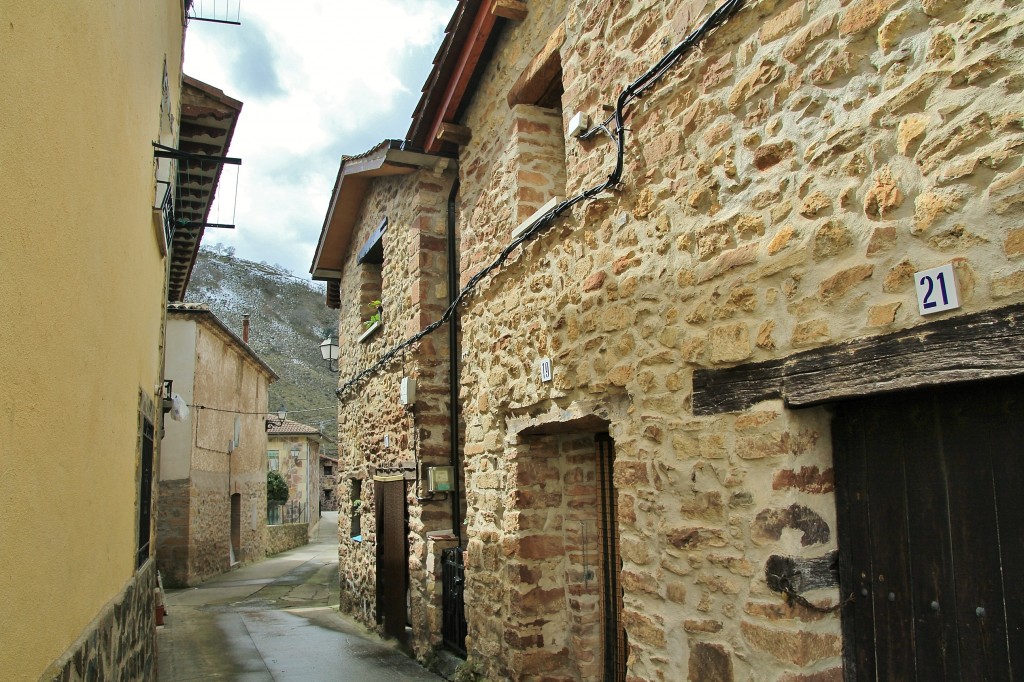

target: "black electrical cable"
[335,0,745,401]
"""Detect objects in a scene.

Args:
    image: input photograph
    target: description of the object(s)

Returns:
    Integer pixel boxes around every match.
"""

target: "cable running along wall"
[334,0,746,402]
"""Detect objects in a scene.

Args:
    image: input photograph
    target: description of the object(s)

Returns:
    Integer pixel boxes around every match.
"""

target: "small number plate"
[915,263,960,316]
[540,358,553,382]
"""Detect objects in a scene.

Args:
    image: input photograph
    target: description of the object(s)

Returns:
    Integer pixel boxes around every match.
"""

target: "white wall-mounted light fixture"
[320,336,340,373]
[290,445,301,465]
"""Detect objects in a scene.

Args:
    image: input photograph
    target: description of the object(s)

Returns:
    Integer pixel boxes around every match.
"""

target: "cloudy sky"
[182,0,456,279]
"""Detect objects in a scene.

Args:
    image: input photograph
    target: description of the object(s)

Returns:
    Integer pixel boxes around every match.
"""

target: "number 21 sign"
[915,263,960,315]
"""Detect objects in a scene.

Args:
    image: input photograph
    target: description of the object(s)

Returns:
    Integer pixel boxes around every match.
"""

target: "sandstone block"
[688,641,735,682]
[991,267,1024,298]
[728,59,783,110]
[866,226,897,255]
[791,319,830,347]
[667,526,729,550]
[757,320,776,350]
[782,15,835,63]
[817,265,874,304]
[1005,228,1024,258]
[779,668,844,682]
[684,619,724,633]
[897,113,930,155]
[709,323,752,363]
[883,259,916,292]
[753,141,794,170]
[812,219,852,260]
[863,165,904,218]
[740,620,841,666]
[772,466,835,494]
[866,301,901,327]
[621,609,667,648]
[838,0,900,36]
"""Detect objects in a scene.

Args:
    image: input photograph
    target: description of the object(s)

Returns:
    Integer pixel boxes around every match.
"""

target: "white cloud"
[183,0,455,277]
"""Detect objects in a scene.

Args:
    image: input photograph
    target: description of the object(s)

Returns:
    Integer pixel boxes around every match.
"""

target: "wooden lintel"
[492,0,528,21]
[692,303,1024,415]
[507,22,566,107]
[436,122,472,147]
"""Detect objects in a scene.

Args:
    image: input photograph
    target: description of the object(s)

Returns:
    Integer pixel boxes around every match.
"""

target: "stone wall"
[332,163,459,656]
[443,0,1024,679]
[267,522,310,555]
[44,560,156,681]
[156,478,190,588]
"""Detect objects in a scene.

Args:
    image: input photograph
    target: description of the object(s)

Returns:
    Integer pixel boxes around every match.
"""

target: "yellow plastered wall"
[0,2,185,677]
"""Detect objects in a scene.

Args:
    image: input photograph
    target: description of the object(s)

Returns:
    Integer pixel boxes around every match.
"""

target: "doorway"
[230,493,241,564]
[375,475,408,644]
[832,378,1023,680]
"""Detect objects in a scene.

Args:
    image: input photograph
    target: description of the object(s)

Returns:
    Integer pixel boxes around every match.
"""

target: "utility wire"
[192,404,338,416]
[334,0,746,402]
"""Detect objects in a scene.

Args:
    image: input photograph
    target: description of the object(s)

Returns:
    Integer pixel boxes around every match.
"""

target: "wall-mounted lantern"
[265,410,286,431]
[320,336,340,373]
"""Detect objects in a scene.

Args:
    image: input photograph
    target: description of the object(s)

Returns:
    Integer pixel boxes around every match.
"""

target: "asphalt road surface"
[157,512,442,681]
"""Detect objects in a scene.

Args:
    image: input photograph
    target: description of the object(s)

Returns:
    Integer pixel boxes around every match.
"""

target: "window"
[268,450,279,471]
[357,217,386,341]
[324,464,334,475]
[137,415,154,568]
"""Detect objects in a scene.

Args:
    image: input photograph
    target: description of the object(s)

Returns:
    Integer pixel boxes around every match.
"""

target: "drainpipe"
[447,181,463,541]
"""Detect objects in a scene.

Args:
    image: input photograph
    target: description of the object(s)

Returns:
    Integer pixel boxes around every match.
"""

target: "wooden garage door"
[832,379,1023,681]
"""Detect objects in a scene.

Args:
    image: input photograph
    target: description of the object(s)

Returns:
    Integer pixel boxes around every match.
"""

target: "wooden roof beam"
[492,0,527,21]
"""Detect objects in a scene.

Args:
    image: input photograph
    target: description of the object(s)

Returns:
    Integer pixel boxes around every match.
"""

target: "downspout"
[447,181,463,540]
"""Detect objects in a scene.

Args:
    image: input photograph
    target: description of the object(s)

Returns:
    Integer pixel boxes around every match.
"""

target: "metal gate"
[441,546,467,656]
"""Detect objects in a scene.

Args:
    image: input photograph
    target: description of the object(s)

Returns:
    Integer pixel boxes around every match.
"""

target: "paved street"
[157,512,442,681]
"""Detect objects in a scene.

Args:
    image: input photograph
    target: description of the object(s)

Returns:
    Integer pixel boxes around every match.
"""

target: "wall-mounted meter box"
[400,377,416,405]
[427,466,454,492]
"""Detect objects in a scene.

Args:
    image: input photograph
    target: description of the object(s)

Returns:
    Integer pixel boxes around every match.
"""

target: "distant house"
[158,303,278,587]
[267,419,326,531]
[320,455,340,511]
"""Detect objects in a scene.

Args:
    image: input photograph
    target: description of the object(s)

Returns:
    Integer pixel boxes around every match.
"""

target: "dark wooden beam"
[507,23,565,107]
[425,0,498,154]
[435,122,472,147]
[492,0,528,20]
[692,303,1024,415]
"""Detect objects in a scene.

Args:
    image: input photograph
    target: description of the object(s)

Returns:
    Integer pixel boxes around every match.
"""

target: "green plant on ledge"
[363,299,382,329]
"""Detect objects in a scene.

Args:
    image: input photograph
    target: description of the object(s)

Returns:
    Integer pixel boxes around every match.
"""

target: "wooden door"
[833,379,1023,681]
[375,476,408,644]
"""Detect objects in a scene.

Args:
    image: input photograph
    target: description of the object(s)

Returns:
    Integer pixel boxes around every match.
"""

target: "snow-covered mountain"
[184,245,339,441]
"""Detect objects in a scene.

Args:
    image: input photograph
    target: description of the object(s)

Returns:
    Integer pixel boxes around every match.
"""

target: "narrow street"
[157,512,442,681]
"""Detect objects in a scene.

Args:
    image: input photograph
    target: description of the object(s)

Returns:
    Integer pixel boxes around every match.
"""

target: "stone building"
[267,418,327,528]
[159,304,278,586]
[321,454,340,511]
[314,0,1024,679]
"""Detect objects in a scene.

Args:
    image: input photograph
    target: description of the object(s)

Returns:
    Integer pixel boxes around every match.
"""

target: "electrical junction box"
[400,377,416,405]
[568,111,591,137]
[427,466,454,492]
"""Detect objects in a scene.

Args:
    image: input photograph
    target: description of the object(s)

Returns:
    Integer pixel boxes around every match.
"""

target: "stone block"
[688,641,734,682]
[837,0,900,35]
[740,620,841,666]
[817,265,874,304]
[709,323,752,363]
[772,466,835,494]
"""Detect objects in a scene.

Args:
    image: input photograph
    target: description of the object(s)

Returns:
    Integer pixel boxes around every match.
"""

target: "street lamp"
[265,409,286,431]
[320,335,340,373]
